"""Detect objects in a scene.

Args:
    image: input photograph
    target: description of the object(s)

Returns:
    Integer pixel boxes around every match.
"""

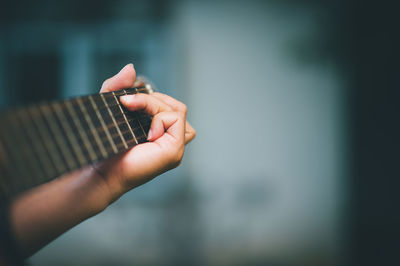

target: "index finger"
[119,94,173,116]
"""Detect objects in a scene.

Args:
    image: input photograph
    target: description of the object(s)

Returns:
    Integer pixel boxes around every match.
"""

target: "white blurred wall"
[178,1,347,264]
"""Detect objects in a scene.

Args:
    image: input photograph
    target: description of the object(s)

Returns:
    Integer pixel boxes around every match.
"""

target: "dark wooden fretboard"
[0,87,152,199]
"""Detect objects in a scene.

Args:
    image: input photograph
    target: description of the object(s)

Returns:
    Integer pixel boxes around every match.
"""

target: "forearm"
[9,166,112,257]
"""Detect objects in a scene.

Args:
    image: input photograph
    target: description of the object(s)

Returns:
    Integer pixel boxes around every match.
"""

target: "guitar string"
[2,101,152,156]
[49,86,150,114]
[0,122,151,197]
[4,87,152,133]
[0,120,150,197]
[45,101,152,134]
[0,87,153,197]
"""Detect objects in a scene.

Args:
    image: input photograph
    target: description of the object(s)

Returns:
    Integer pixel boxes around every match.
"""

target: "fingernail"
[119,63,133,73]
[120,95,132,103]
[125,63,134,70]
[147,129,153,140]
[120,94,136,102]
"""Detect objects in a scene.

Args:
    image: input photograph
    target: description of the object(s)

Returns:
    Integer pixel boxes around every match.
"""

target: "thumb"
[100,64,136,93]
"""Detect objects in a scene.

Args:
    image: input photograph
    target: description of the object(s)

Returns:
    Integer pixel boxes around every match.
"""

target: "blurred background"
[0,0,399,265]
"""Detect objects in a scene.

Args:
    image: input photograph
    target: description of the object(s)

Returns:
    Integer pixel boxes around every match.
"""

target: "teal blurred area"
[1,0,399,265]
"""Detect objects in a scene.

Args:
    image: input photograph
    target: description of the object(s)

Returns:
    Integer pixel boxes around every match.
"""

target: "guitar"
[0,78,154,200]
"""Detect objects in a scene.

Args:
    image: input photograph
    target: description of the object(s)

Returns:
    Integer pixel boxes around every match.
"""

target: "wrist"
[86,165,127,209]
[61,167,114,216]
[79,167,115,214]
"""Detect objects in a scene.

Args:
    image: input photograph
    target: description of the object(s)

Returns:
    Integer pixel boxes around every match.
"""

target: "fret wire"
[92,88,149,112]
[0,118,31,193]
[91,136,138,156]
[65,114,150,136]
[17,109,56,179]
[100,93,128,149]
[5,113,43,185]
[65,116,149,146]
[87,101,126,112]
[3,115,35,186]
[110,87,149,97]
[46,103,150,155]
[64,101,98,162]
[39,105,78,171]
[0,86,151,198]
[44,98,151,134]
[135,113,147,139]
[106,123,150,141]
[88,95,118,154]
[40,103,151,131]
[64,118,150,151]
[76,98,108,158]
[98,113,151,131]
[28,107,67,175]
[122,89,148,139]
[111,92,138,145]
[52,102,88,167]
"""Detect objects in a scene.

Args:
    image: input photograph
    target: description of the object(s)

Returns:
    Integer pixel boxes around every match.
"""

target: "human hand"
[93,64,196,204]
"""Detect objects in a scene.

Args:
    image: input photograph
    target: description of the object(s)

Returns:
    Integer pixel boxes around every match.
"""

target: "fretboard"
[0,87,152,199]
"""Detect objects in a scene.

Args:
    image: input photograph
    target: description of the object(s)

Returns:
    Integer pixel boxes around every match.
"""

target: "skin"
[8,64,196,257]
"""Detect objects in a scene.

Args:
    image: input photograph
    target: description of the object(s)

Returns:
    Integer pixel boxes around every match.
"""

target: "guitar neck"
[0,87,152,199]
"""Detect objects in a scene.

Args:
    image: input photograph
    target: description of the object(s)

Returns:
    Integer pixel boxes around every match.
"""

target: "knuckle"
[180,103,187,114]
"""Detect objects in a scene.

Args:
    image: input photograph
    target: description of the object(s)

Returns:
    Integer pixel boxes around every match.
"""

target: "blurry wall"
[178,1,347,265]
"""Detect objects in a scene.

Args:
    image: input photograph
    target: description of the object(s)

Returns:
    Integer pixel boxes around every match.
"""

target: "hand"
[92,64,196,203]
[8,64,195,258]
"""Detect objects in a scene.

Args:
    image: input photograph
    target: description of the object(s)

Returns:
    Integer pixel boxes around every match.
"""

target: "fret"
[28,106,66,175]
[91,87,148,113]
[139,114,152,135]
[0,116,30,192]
[64,100,98,162]
[39,104,77,171]
[111,92,138,145]
[5,113,43,184]
[92,95,124,147]
[17,109,57,179]
[0,85,154,199]
[76,98,108,158]
[70,100,105,159]
[107,120,151,139]
[125,114,149,143]
[52,102,87,167]
[88,95,118,154]
[77,96,115,155]
[122,89,148,141]
[0,133,16,197]
[100,93,128,149]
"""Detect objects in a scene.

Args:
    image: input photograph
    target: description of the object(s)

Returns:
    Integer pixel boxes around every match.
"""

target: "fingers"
[148,111,184,143]
[185,122,196,144]
[100,64,136,93]
[119,86,195,144]
[120,93,172,116]
[152,92,196,144]
[152,92,187,114]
